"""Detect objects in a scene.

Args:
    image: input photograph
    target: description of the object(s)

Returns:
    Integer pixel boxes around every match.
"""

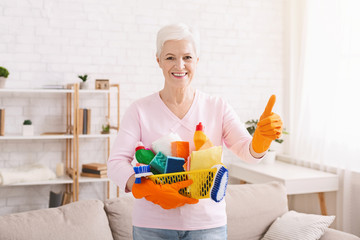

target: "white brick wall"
[0,0,284,215]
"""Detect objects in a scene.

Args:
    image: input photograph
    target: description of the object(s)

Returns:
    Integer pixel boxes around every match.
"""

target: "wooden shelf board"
[0,88,73,93]
[79,176,110,183]
[0,135,73,140]
[0,175,73,187]
[78,134,115,139]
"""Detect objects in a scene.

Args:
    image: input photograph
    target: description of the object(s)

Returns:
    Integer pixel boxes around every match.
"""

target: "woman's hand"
[251,95,283,154]
[132,178,199,209]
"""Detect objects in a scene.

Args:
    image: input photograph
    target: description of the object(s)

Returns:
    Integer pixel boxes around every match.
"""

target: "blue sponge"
[165,156,185,173]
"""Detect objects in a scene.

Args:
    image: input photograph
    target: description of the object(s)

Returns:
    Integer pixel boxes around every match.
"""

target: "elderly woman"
[107,23,282,240]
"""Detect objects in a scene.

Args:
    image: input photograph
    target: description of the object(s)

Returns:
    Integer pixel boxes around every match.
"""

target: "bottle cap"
[196,122,203,131]
[135,146,145,151]
[135,141,145,151]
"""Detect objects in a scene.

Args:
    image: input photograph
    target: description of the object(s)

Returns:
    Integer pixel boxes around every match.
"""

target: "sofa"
[0,182,359,240]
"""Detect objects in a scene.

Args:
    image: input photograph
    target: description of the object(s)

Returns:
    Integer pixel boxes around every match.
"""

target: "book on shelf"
[86,109,91,134]
[83,109,87,134]
[82,168,107,175]
[80,172,107,178]
[62,192,72,205]
[82,162,107,171]
[77,108,91,134]
[0,108,5,136]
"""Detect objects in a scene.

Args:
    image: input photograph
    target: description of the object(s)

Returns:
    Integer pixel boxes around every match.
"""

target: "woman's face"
[157,39,199,89]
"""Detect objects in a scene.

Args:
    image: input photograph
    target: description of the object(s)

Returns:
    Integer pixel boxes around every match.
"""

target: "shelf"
[0,83,120,204]
[0,88,117,94]
[79,176,109,183]
[0,175,73,187]
[0,88,73,93]
[0,134,73,140]
[78,89,111,94]
[78,133,116,139]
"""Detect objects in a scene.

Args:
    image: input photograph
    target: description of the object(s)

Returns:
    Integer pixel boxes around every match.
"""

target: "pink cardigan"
[107,90,261,230]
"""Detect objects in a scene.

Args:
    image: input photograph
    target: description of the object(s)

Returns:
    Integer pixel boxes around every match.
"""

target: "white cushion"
[261,210,335,240]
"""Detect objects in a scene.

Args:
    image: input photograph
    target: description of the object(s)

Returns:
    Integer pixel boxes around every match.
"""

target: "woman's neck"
[159,86,195,105]
[159,86,195,119]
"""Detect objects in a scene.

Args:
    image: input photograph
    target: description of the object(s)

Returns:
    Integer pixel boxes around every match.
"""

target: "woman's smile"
[172,72,188,78]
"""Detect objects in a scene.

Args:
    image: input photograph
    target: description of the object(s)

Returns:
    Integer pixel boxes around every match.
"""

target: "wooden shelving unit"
[69,83,120,201]
[0,83,120,204]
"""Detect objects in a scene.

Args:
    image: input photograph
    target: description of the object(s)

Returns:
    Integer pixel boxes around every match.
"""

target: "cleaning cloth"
[190,146,223,171]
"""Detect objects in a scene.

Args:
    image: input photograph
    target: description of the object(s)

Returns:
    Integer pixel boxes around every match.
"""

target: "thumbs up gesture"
[252,95,283,153]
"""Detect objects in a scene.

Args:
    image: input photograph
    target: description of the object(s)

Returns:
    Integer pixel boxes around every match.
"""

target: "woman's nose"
[175,58,185,69]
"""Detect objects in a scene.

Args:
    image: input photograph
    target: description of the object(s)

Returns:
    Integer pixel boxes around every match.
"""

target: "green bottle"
[135,142,155,165]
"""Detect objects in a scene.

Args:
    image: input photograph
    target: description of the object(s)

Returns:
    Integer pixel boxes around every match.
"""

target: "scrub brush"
[210,164,229,202]
[133,165,152,184]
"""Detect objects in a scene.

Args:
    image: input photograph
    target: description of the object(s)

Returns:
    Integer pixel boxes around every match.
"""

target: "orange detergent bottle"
[194,122,208,150]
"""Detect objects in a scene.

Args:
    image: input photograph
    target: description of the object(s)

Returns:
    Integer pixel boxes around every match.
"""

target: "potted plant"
[101,116,110,134]
[78,74,89,89]
[245,119,288,164]
[23,119,34,136]
[0,66,9,88]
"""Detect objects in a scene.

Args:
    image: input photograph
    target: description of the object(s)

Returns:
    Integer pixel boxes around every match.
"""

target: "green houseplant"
[0,66,10,88]
[22,119,34,136]
[78,74,89,89]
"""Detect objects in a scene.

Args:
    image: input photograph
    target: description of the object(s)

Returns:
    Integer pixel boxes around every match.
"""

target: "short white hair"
[156,23,200,58]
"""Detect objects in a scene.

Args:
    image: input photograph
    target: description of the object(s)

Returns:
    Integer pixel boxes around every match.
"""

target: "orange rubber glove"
[252,95,283,153]
[132,178,199,209]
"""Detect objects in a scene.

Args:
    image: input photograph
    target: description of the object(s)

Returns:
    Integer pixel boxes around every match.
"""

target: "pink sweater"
[107,90,261,230]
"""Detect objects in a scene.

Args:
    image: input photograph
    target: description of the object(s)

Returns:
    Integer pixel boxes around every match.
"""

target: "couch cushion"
[104,193,134,240]
[226,182,288,240]
[0,199,114,240]
[261,210,335,240]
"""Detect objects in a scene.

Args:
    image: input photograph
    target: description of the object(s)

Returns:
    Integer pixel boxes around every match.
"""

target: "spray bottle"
[194,122,209,150]
[135,142,155,165]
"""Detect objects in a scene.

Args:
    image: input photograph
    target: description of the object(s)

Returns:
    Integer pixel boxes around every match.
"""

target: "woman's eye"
[166,57,174,60]
[184,56,192,60]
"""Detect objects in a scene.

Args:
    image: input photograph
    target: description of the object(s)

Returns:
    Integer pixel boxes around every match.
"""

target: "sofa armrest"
[320,228,360,240]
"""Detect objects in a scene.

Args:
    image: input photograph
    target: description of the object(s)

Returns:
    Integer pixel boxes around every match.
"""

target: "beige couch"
[0,182,359,240]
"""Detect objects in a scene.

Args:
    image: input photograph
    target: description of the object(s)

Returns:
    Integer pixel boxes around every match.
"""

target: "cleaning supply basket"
[148,168,217,199]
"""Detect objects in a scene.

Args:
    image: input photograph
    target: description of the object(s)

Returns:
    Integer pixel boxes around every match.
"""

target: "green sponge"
[149,152,167,174]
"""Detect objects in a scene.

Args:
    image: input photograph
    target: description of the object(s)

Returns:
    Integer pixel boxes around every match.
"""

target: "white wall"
[0,0,284,215]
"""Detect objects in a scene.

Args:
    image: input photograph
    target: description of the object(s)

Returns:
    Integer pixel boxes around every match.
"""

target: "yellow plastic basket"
[148,168,217,199]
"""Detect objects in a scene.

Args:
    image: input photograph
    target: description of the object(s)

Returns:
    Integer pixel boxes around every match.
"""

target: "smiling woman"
[107,23,283,240]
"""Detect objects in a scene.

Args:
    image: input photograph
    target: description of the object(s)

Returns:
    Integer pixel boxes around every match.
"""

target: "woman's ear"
[156,57,162,68]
